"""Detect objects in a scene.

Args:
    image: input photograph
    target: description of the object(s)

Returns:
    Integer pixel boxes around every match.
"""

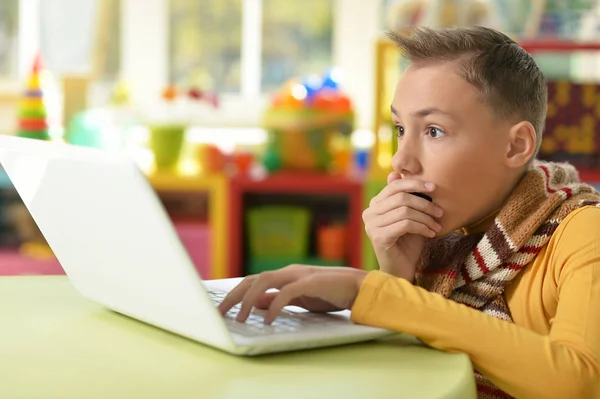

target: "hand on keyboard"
[217,265,369,325]
[210,291,347,336]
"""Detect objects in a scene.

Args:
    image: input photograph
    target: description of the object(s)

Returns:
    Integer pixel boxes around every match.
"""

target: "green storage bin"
[247,205,311,258]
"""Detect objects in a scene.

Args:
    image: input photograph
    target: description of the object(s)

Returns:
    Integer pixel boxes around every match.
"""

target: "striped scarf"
[415,161,600,399]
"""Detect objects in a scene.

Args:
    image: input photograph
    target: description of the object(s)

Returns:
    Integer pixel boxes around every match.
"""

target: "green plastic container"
[247,205,310,258]
[148,123,186,171]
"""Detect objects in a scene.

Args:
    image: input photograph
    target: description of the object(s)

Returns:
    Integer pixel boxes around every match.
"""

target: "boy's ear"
[504,121,536,168]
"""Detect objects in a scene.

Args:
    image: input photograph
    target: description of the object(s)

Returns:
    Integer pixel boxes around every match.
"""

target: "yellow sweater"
[351,206,600,399]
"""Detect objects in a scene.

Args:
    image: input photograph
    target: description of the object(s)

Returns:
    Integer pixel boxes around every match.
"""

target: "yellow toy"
[110,81,130,106]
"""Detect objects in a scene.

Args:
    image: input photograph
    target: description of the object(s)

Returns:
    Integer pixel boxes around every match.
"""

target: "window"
[0,0,18,79]
[261,0,333,92]
[169,0,243,93]
[95,0,121,81]
[40,0,120,81]
[169,0,334,96]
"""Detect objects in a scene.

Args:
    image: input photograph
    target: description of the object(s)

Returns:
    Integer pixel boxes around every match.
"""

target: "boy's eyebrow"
[390,105,456,120]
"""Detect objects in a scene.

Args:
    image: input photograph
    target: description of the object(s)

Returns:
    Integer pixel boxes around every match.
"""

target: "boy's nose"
[391,136,422,177]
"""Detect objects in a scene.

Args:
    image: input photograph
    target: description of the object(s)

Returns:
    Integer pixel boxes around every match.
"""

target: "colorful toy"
[261,69,354,172]
[161,84,220,108]
[262,145,282,172]
[148,123,186,172]
[331,146,352,175]
[149,84,220,173]
[322,67,341,90]
[110,81,130,106]
[188,87,220,108]
[232,152,254,175]
[198,144,227,174]
[188,87,203,100]
[317,223,348,261]
[162,84,179,102]
[16,53,51,140]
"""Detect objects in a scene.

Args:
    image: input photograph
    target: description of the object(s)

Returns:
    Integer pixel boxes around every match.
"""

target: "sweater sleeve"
[351,207,600,399]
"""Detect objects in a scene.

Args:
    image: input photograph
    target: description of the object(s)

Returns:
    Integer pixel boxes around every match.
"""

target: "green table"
[0,276,476,399]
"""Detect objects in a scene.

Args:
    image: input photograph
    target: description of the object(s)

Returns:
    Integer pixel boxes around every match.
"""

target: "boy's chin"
[433,230,453,238]
[433,223,459,237]
[430,230,445,239]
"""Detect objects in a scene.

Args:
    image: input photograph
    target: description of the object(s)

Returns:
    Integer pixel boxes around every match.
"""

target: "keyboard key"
[208,290,345,336]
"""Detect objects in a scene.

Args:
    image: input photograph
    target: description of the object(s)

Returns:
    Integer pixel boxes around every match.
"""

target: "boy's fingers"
[218,276,255,314]
[387,171,402,185]
[374,192,443,218]
[369,219,436,248]
[264,279,312,324]
[370,179,434,205]
[374,206,442,232]
[382,219,437,240]
[236,271,298,322]
[254,292,278,309]
[255,292,303,310]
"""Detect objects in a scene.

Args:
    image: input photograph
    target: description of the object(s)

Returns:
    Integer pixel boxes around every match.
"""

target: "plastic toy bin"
[246,205,311,273]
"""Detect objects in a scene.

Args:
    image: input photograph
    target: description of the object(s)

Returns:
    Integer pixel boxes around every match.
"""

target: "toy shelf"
[575,169,600,192]
[147,172,229,279]
[578,169,600,182]
[227,172,364,278]
[520,40,600,52]
[0,168,224,278]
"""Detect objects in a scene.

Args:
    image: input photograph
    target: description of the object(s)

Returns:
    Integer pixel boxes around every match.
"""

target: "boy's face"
[390,62,518,234]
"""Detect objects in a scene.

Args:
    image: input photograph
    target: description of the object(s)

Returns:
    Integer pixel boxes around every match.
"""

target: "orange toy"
[233,152,254,175]
[202,144,227,173]
[317,224,348,261]
[162,84,178,101]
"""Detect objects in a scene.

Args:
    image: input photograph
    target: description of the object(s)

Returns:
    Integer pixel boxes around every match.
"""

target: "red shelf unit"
[520,40,600,53]
[577,169,600,183]
[521,40,600,184]
[227,172,364,278]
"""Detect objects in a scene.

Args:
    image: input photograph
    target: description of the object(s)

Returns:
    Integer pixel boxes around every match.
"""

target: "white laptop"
[0,135,393,355]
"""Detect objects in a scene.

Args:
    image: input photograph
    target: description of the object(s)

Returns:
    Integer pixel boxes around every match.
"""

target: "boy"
[218,27,600,398]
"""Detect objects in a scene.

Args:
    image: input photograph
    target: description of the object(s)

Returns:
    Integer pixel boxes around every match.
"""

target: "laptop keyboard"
[208,290,345,336]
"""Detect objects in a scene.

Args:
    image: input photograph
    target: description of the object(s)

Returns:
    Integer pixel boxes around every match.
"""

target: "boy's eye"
[428,126,446,138]
[395,125,405,137]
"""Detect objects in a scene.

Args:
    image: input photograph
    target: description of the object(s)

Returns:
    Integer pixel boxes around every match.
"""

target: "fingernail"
[429,230,436,237]
[434,223,442,231]
[424,182,435,190]
[435,206,443,217]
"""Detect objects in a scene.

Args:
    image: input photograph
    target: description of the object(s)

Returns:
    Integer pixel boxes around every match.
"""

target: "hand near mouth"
[362,172,443,282]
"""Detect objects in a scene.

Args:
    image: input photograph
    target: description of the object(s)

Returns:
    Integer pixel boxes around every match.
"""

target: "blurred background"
[1,0,600,279]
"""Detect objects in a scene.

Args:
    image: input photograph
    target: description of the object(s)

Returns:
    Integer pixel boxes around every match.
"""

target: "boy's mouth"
[410,192,433,202]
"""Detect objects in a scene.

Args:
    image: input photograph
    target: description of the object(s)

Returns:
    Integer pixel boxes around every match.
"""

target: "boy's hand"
[217,265,368,325]
[362,172,443,282]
